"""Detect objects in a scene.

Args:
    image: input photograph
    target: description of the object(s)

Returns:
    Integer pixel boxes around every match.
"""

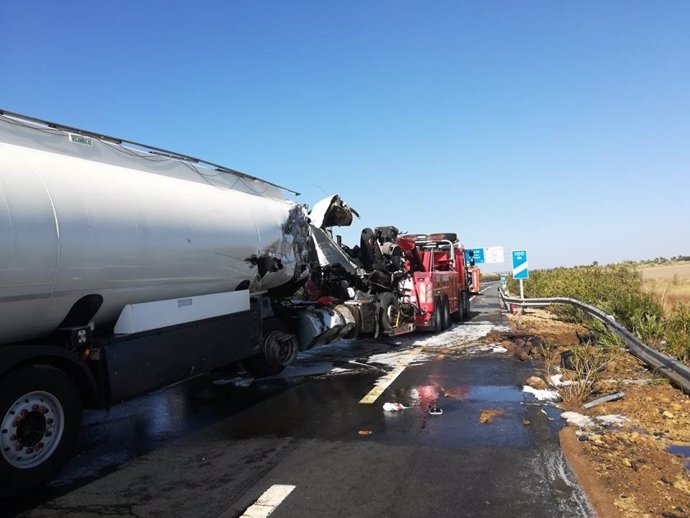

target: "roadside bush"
[508,265,689,365]
[560,345,609,407]
[665,304,690,362]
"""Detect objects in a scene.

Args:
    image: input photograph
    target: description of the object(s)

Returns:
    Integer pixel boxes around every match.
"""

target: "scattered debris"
[523,385,561,402]
[429,405,444,416]
[382,402,407,412]
[522,419,531,426]
[508,306,690,517]
[212,376,253,387]
[479,409,505,424]
[583,391,625,409]
[357,430,373,436]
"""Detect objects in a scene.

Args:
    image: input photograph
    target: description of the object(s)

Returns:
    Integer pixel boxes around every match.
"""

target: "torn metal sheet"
[309,194,359,229]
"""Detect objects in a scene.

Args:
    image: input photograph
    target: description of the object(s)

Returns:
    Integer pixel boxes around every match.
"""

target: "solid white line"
[241,485,296,518]
[359,346,423,404]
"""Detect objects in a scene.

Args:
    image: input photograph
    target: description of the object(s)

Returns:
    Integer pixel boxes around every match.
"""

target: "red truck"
[397,232,471,331]
[334,228,472,336]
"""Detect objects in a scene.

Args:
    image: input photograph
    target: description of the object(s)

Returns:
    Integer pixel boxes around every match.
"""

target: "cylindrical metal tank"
[0,113,311,345]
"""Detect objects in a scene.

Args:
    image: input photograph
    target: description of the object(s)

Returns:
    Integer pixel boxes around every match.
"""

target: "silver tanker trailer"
[0,110,409,495]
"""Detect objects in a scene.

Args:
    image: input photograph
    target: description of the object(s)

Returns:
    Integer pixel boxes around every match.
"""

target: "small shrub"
[560,345,609,407]
[664,304,690,362]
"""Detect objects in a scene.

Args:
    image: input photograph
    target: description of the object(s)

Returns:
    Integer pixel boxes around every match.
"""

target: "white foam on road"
[359,346,424,404]
[561,412,595,427]
[560,412,628,428]
[523,385,561,402]
[464,344,507,354]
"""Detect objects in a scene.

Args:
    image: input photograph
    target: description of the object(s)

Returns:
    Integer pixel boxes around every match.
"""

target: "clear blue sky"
[2,1,689,271]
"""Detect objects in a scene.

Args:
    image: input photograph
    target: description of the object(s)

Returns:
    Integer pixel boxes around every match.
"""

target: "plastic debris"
[383,402,407,412]
[429,405,443,415]
[583,391,625,409]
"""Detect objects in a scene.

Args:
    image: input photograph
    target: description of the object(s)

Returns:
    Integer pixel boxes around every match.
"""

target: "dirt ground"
[501,308,690,518]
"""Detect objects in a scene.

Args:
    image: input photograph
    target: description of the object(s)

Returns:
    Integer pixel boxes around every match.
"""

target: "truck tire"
[441,295,452,330]
[462,290,471,320]
[378,292,401,334]
[432,297,443,333]
[243,319,298,378]
[0,365,82,496]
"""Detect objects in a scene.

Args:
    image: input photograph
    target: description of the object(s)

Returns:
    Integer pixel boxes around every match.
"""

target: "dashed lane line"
[240,484,296,518]
[470,282,496,302]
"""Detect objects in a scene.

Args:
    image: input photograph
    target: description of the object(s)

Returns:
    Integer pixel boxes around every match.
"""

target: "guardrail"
[498,287,690,394]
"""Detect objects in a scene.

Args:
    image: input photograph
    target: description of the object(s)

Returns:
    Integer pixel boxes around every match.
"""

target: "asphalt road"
[5,283,594,517]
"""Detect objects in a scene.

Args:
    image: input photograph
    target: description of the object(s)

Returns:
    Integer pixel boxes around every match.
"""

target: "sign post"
[511,250,529,301]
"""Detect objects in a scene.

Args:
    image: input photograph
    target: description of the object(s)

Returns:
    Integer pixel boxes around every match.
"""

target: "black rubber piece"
[378,292,400,333]
[243,318,293,378]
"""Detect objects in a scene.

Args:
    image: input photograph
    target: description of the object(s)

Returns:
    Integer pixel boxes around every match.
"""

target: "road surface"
[5,283,593,517]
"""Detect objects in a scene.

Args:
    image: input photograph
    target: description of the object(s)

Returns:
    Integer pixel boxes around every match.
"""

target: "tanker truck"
[0,110,471,494]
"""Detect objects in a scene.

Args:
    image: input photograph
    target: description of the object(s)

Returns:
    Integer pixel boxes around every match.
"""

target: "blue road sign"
[512,250,529,280]
[465,248,485,264]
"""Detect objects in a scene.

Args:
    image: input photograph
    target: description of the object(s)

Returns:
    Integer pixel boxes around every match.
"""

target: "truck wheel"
[378,292,401,334]
[243,319,298,378]
[432,297,443,333]
[441,295,452,330]
[0,365,82,497]
[462,290,471,320]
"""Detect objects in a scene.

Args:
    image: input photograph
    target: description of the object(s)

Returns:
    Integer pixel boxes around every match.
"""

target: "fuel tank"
[0,112,312,344]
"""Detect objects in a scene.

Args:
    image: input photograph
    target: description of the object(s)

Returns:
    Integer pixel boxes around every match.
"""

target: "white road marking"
[240,484,296,518]
[359,346,423,404]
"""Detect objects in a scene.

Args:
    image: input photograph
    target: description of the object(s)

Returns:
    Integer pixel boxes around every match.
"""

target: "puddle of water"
[667,444,690,470]
[469,385,523,403]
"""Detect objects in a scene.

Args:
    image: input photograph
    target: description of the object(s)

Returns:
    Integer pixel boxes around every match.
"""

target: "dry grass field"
[639,262,690,310]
